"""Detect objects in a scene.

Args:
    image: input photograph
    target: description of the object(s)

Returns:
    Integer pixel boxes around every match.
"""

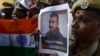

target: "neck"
[76,39,98,53]
[51,28,58,35]
[75,33,100,54]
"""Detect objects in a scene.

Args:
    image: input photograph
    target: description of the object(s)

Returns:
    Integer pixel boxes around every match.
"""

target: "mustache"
[49,26,53,29]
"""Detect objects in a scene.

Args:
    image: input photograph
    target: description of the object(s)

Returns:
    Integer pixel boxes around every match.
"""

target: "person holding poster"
[70,0,100,56]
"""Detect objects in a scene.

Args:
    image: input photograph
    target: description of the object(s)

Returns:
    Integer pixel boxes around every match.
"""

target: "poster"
[39,4,71,56]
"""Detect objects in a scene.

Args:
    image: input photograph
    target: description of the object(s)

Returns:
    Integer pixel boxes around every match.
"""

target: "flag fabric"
[72,0,77,4]
[0,18,38,56]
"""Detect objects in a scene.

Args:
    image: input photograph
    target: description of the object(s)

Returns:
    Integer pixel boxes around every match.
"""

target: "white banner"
[39,3,71,56]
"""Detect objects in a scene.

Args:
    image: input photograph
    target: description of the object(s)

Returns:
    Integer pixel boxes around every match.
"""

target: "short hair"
[50,12,59,20]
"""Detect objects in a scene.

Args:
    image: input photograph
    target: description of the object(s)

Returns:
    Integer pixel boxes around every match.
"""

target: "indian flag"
[0,18,38,56]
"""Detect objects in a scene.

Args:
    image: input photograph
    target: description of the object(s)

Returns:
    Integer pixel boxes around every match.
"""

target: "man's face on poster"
[49,16,58,32]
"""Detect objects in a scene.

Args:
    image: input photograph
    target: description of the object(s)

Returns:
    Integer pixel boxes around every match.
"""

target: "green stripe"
[0,46,37,56]
[72,0,77,4]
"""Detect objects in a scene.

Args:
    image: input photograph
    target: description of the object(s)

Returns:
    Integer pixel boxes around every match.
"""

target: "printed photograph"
[39,4,69,56]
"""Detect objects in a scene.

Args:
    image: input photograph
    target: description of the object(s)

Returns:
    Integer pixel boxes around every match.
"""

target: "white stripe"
[0,33,36,48]
[10,34,36,48]
[0,34,9,46]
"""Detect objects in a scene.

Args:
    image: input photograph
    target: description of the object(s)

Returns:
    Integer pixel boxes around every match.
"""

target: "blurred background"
[0,0,76,19]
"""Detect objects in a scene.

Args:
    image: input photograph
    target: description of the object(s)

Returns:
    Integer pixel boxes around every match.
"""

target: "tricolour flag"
[0,18,38,56]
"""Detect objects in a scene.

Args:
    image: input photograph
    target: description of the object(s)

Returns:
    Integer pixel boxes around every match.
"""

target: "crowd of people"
[0,0,73,19]
[2,0,100,56]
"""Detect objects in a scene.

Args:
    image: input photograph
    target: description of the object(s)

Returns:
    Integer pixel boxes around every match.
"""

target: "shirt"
[69,39,100,56]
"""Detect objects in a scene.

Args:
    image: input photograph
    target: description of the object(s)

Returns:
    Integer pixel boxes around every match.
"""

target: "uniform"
[70,0,100,56]
[45,28,64,40]
[69,39,100,56]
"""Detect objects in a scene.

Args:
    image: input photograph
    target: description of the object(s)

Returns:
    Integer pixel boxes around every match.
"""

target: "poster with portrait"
[39,3,71,56]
